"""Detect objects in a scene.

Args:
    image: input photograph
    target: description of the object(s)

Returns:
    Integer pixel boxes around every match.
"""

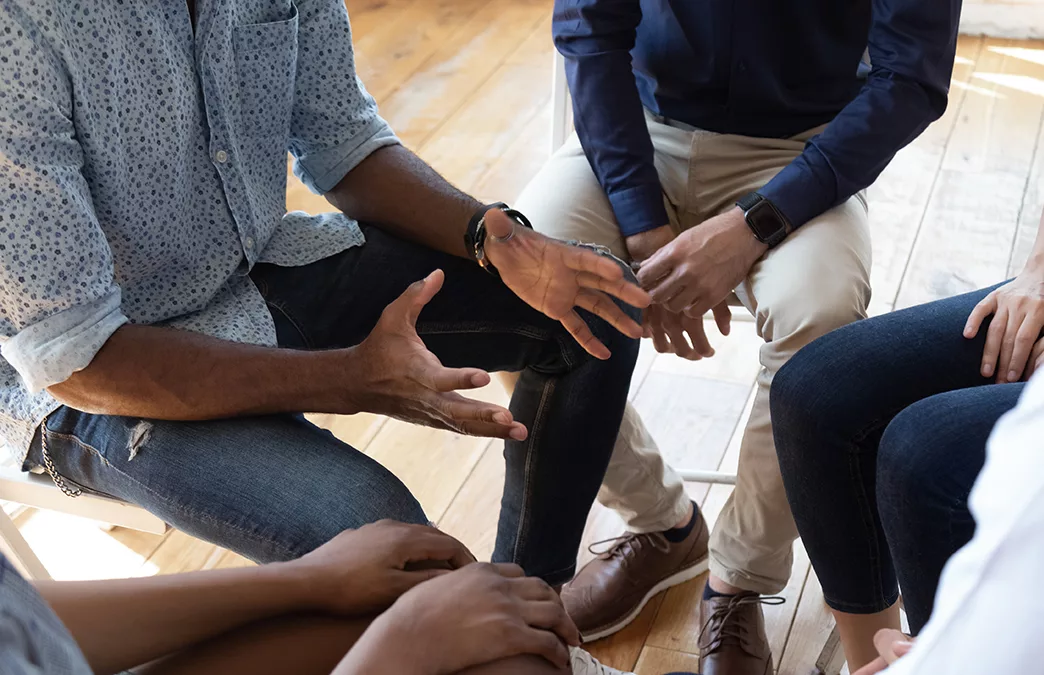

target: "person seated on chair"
[0,520,635,675]
[771,206,1044,670]
[845,369,1044,674]
[507,0,961,672]
[0,0,650,637]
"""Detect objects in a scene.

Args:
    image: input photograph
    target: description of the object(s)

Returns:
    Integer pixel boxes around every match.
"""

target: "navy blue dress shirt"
[553,0,961,236]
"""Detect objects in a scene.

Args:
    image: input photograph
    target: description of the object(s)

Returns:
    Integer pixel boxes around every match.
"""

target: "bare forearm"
[47,324,353,419]
[36,563,313,675]
[325,145,481,259]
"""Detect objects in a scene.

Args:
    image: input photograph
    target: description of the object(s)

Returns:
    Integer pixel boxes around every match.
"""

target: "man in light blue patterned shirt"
[0,0,649,586]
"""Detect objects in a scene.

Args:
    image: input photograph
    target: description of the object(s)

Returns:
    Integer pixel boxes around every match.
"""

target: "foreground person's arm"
[49,272,524,439]
[38,522,474,675]
[334,563,578,675]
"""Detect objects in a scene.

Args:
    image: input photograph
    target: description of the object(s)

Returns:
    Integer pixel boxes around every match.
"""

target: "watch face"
[746,200,785,242]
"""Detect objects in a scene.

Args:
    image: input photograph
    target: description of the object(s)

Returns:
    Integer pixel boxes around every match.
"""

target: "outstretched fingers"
[574,289,643,339]
[558,310,611,360]
[435,391,527,440]
[575,271,650,309]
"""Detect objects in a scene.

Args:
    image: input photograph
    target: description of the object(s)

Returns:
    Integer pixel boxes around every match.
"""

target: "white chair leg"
[0,507,50,580]
[550,49,571,153]
[676,469,738,485]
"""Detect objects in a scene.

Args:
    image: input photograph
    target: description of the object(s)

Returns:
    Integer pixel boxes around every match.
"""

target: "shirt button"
[214,150,229,163]
[244,236,255,250]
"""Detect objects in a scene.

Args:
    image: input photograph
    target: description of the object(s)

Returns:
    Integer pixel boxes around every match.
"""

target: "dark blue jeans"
[771,284,1023,633]
[27,225,640,585]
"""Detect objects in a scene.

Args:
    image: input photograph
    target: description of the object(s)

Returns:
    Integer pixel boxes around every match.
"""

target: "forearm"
[47,324,353,419]
[36,563,314,675]
[325,144,480,258]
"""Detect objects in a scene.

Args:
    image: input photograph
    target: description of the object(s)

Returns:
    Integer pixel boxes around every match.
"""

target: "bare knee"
[457,654,570,675]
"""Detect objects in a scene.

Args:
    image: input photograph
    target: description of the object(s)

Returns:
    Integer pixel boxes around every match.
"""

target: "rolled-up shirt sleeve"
[0,18,128,394]
[288,0,401,194]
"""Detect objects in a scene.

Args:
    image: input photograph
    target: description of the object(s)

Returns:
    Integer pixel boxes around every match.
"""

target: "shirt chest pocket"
[233,5,299,139]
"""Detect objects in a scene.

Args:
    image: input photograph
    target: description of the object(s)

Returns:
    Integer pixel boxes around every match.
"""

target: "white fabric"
[887,372,1044,674]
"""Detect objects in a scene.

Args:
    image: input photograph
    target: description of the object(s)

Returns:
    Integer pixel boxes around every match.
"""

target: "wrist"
[1023,252,1044,278]
[247,561,322,614]
[725,206,769,261]
[335,347,367,415]
[626,225,675,262]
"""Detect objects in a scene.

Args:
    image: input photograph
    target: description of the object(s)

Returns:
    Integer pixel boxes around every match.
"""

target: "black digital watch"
[736,192,791,248]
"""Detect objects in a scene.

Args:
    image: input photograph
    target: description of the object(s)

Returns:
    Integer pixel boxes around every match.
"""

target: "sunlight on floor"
[18,510,158,580]
[988,45,1044,67]
[973,72,1044,97]
[950,79,1006,98]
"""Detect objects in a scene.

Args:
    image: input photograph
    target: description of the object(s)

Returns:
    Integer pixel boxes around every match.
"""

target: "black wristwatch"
[736,192,791,248]
[464,202,533,277]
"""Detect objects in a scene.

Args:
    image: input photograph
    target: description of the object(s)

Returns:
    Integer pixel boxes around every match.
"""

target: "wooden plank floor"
[11,2,1044,671]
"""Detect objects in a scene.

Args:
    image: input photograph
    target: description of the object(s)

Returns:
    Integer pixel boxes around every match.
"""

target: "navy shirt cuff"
[759,147,837,230]
[608,184,669,237]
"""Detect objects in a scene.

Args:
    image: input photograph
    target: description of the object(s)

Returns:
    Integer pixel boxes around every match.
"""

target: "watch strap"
[464,203,533,276]
[736,192,763,213]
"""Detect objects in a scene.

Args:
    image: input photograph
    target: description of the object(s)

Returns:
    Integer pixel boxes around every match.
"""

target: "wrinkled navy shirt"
[552,0,961,236]
[0,0,399,459]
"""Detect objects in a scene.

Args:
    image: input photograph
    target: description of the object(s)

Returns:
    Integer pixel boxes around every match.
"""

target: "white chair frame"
[551,51,844,675]
[0,462,167,580]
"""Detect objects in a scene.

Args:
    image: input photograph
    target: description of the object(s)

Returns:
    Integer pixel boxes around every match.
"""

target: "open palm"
[484,209,650,359]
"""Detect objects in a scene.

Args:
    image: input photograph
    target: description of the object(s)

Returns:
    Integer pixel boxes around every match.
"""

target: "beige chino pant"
[512,115,872,594]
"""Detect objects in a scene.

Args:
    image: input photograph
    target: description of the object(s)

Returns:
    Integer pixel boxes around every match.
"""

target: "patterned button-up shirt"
[0,554,92,675]
[0,0,398,459]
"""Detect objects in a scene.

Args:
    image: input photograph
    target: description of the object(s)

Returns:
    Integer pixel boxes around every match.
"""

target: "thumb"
[390,270,445,326]
[484,208,515,240]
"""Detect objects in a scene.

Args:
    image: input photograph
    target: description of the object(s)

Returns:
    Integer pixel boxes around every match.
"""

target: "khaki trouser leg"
[508,129,694,534]
[510,121,871,594]
[685,129,872,593]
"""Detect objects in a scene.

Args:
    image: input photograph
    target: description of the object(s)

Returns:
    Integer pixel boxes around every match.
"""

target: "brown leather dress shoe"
[561,508,709,641]
[698,592,783,675]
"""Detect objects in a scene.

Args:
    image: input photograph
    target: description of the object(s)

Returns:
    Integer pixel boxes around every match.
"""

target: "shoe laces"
[569,647,636,675]
[587,531,671,560]
[698,594,785,649]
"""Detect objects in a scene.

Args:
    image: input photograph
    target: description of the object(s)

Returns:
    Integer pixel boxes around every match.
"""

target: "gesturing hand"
[644,301,732,360]
[484,209,651,360]
[346,270,527,440]
[964,273,1044,383]
[341,563,580,675]
[637,208,766,318]
[287,521,475,616]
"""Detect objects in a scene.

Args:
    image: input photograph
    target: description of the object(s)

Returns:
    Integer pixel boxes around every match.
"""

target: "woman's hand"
[286,520,476,616]
[337,563,579,675]
[964,273,1044,383]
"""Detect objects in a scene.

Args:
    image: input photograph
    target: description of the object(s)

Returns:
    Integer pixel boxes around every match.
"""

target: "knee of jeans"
[771,337,859,459]
[877,403,953,517]
[285,478,429,558]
